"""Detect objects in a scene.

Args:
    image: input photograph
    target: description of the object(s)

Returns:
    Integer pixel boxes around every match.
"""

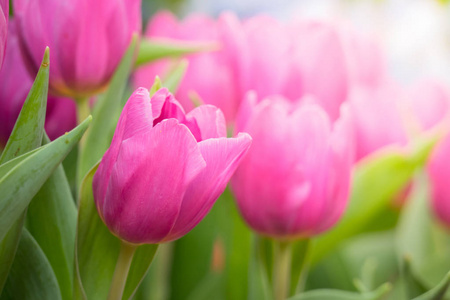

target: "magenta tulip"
[92,87,252,244]
[0,0,8,69]
[14,0,141,98]
[231,93,353,239]
[134,11,239,122]
[0,21,76,147]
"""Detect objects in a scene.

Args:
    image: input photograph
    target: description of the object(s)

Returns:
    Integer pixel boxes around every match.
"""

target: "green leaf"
[396,173,450,289]
[290,239,310,294]
[0,47,50,292]
[74,163,158,300]
[186,273,224,300]
[78,35,138,183]
[135,38,217,67]
[26,134,77,300]
[310,133,439,265]
[162,59,188,94]
[0,116,91,241]
[0,229,62,300]
[288,283,392,300]
[412,272,450,300]
[0,47,49,164]
[149,76,162,96]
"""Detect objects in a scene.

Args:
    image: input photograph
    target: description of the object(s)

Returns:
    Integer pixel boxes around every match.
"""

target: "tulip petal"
[185,105,227,141]
[101,119,206,244]
[151,88,186,125]
[93,88,152,208]
[164,132,252,241]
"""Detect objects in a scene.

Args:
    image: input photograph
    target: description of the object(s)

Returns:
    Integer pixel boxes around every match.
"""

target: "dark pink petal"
[100,119,206,244]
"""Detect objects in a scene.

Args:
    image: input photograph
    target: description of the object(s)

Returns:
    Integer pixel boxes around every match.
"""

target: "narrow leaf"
[288,283,392,300]
[26,135,77,300]
[163,59,188,94]
[135,38,217,67]
[0,116,91,241]
[0,47,50,292]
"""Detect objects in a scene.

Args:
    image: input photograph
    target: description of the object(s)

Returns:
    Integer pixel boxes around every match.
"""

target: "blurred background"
[143,0,450,87]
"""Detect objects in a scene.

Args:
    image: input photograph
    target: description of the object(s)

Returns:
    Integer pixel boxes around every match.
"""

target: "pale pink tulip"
[231,93,353,239]
[134,11,239,122]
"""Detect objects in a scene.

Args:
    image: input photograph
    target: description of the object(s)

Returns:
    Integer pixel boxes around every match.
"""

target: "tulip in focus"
[92,87,252,244]
[0,0,8,69]
[231,92,353,239]
[0,21,76,147]
[14,0,141,99]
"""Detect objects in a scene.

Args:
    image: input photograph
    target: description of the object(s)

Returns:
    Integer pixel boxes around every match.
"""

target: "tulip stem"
[76,96,90,150]
[76,96,90,125]
[107,241,137,300]
[273,240,292,300]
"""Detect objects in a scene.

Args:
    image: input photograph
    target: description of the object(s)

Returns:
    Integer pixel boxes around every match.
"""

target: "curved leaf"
[0,229,62,300]
[26,135,77,300]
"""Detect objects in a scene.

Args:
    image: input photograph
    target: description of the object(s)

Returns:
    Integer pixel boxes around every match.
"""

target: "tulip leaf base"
[0,229,61,300]
[75,163,158,300]
[26,135,77,300]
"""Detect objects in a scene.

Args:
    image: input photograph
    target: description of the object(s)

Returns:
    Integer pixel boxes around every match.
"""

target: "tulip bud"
[14,0,141,98]
[0,20,76,147]
[92,87,252,244]
[0,0,8,70]
[231,92,353,239]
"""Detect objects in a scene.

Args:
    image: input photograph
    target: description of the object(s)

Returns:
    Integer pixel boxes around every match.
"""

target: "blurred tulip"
[0,0,8,69]
[349,83,408,162]
[14,0,141,99]
[350,80,450,162]
[231,92,353,239]
[0,20,76,147]
[428,134,450,227]
[134,11,239,122]
[93,87,252,244]
[137,12,384,124]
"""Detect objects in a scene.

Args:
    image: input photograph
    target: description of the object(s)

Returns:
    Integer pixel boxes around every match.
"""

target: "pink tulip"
[231,92,353,239]
[428,134,450,227]
[92,87,252,244]
[349,83,408,161]
[0,21,76,147]
[350,80,450,162]
[14,0,141,98]
[283,20,386,121]
[0,0,8,69]
[134,11,239,122]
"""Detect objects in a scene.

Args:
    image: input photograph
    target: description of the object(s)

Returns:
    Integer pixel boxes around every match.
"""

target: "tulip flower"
[0,0,8,69]
[14,0,141,99]
[429,134,450,227]
[137,12,385,124]
[231,92,353,239]
[0,21,76,147]
[92,87,252,245]
[134,11,239,122]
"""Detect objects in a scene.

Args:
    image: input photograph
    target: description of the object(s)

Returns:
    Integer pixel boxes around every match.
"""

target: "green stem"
[76,96,90,126]
[273,240,292,300]
[107,241,137,300]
